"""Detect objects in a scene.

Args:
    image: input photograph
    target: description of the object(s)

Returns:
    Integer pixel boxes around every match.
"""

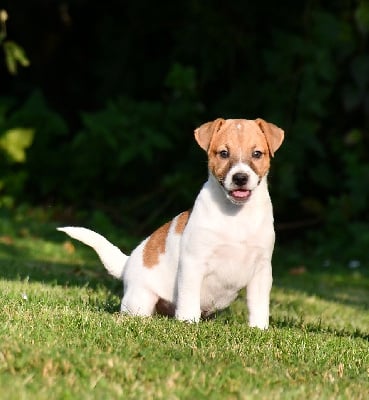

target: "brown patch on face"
[207,119,272,181]
[143,220,171,268]
[175,210,191,234]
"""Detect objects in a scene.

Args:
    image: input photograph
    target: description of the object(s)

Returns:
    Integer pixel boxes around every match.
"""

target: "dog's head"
[195,118,284,205]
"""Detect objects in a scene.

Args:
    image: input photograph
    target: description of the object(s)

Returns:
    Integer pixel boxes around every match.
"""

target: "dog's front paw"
[249,316,269,330]
[175,309,201,323]
[249,322,268,330]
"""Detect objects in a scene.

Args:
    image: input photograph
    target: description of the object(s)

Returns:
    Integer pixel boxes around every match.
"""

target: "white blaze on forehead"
[238,147,243,162]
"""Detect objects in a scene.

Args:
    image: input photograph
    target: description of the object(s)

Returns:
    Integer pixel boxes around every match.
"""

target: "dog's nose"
[232,172,248,186]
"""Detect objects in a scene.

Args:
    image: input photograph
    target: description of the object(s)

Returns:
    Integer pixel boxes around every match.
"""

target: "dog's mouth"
[228,189,251,204]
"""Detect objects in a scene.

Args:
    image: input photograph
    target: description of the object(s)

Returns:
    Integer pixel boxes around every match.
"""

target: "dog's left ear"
[194,118,225,151]
[255,118,284,157]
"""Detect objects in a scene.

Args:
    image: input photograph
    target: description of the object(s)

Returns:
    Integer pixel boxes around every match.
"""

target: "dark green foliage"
[0,91,68,205]
[1,1,369,256]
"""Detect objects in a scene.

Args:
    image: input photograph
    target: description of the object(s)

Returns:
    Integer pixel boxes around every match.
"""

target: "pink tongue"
[232,190,250,198]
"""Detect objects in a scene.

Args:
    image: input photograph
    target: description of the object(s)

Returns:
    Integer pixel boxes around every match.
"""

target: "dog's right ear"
[255,118,284,157]
[194,118,225,151]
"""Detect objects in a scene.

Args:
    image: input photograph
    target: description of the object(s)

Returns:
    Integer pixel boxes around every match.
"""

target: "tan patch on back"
[143,220,171,268]
[142,210,191,268]
[175,210,191,234]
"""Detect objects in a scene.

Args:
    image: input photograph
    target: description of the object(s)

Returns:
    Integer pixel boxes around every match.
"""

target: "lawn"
[0,207,368,399]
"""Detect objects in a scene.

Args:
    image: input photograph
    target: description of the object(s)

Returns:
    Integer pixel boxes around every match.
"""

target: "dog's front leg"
[175,256,203,323]
[246,263,273,329]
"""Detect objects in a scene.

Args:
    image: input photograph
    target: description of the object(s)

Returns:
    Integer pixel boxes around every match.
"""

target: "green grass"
[1,208,369,399]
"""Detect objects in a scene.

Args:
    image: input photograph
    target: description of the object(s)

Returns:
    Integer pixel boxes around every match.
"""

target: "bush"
[0,1,368,250]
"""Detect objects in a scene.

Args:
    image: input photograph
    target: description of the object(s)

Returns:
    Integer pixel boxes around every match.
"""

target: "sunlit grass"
[1,208,368,399]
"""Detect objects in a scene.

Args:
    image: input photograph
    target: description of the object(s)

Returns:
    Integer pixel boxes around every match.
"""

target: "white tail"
[57,227,128,279]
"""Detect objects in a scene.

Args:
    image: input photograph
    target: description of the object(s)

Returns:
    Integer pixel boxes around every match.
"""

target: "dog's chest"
[185,182,275,313]
[199,234,267,312]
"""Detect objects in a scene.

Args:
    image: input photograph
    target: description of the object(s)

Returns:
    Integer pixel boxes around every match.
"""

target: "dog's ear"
[194,118,225,151]
[255,118,284,157]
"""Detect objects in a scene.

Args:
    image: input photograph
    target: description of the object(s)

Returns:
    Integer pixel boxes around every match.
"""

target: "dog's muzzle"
[227,172,252,204]
[232,172,248,186]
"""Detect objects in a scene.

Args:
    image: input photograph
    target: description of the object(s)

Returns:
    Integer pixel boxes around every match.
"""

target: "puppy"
[58,118,284,329]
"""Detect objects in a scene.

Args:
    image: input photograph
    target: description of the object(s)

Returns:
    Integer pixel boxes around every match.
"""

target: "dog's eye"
[252,150,263,159]
[219,150,229,159]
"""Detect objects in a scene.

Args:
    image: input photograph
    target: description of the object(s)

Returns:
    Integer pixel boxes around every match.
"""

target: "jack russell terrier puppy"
[58,118,284,329]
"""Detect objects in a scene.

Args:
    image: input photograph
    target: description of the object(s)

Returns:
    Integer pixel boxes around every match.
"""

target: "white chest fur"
[176,176,275,320]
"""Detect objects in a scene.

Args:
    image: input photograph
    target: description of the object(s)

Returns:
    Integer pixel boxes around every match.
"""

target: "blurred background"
[1,0,369,264]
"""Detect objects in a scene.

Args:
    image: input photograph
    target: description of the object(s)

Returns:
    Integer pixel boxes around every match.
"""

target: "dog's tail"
[57,227,128,279]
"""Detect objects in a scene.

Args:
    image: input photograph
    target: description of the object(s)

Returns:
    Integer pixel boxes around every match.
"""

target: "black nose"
[232,172,248,186]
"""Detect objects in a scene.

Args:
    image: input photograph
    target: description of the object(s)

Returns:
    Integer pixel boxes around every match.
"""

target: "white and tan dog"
[58,118,284,329]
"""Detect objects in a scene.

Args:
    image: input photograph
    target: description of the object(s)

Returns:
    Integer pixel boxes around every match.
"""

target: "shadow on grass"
[0,253,122,313]
[272,265,369,312]
[0,254,113,286]
[271,316,369,341]
[0,213,127,314]
[271,243,369,311]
